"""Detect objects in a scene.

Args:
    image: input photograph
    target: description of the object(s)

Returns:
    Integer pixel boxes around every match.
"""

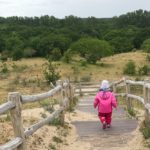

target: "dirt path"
[70,96,147,150]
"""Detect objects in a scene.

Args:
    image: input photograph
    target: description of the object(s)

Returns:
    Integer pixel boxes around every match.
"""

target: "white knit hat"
[100,80,110,89]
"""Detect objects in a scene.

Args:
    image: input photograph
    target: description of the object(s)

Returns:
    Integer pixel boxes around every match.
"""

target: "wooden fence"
[0,80,74,150]
[75,78,150,124]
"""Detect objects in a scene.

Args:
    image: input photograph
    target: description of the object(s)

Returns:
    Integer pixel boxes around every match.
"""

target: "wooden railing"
[0,80,74,150]
[75,78,150,124]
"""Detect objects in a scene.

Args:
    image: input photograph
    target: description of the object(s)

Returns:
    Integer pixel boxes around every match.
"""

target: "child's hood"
[98,91,112,100]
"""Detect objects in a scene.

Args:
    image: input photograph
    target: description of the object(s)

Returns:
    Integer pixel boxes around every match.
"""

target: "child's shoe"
[102,122,106,129]
[107,124,111,128]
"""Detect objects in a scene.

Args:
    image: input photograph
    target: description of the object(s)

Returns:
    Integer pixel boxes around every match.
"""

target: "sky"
[0,0,150,18]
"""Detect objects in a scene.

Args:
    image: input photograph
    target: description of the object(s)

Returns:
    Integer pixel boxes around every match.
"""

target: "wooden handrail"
[0,101,15,115]
[74,79,150,114]
[0,137,23,150]
[0,80,72,150]
[21,85,62,103]
[24,108,64,137]
[125,80,144,86]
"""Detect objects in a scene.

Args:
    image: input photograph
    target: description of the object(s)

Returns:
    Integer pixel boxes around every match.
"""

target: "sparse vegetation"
[140,121,150,139]
[123,60,136,75]
[49,118,62,126]
[49,143,56,150]
[141,38,150,53]
[62,49,72,63]
[138,65,150,75]
[127,108,136,117]
[43,57,61,85]
[52,136,63,143]
[146,54,150,61]
[0,63,9,74]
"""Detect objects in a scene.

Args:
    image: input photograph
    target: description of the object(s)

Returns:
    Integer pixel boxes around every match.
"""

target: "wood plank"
[127,94,144,104]
[0,101,15,115]
[24,108,63,137]
[126,80,144,86]
[22,85,61,103]
[0,137,23,150]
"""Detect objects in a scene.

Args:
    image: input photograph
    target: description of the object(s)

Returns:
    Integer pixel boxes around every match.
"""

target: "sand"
[0,107,149,150]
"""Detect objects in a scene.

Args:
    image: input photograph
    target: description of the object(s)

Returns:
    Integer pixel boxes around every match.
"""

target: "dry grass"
[0,51,149,104]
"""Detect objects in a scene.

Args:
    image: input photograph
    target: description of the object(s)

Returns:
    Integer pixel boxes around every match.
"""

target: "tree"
[104,29,135,53]
[0,36,5,52]
[48,34,71,54]
[141,38,150,53]
[62,49,72,63]
[50,48,62,61]
[133,28,150,49]
[5,34,24,51]
[23,48,36,57]
[12,48,24,60]
[5,34,24,60]
[70,38,113,64]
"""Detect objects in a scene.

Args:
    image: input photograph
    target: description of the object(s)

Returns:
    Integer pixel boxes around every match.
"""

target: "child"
[93,80,117,129]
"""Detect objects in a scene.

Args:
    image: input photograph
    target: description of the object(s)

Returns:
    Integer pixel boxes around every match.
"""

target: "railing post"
[143,85,150,125]
[79,82,82,96]
[56,80,65,126]
[125,80,131,110]
[68,80,74,111]
[8,92,26,150]
[113,84,117,93]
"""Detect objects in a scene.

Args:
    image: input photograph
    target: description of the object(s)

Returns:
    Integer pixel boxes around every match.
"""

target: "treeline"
[0,9,150,62]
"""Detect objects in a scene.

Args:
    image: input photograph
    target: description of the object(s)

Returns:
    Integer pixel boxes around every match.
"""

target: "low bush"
[138,65,149,75]
[140,121,150,139]
[123,61,136,75]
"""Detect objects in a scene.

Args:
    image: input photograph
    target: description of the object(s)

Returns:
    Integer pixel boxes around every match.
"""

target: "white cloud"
[0,0,150,18]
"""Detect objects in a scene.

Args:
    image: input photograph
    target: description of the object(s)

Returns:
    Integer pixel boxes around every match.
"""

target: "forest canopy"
[0,9,150,61]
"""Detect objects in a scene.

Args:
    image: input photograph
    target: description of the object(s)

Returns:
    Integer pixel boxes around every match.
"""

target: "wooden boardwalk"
[72,96,138,150]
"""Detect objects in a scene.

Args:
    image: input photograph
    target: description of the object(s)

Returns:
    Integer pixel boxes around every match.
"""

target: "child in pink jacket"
[93,80,117,129]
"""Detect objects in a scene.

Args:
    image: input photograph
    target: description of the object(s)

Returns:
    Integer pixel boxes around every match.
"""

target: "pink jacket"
[93,91,117,113]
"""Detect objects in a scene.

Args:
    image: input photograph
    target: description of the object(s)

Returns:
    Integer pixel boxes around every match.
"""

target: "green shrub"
[62,49,72,63]
[43,58,60,85]
[146,54,150,61]
[67,96,78,112]
[141,38,150,53]
[49,144,56,150]
[71,65,79,82]
[140,121,150,139]
[52,136,63,143]
[138,65,149,75]
[0,50,9,61]
[51,48,62,61]
[49,118,61,126]
[12,48,23,60]
[11,63,28,72]
[39,99,58,113]
[80,60,87,67]
[0,63,9,74]
[23,48,36,57]
[127,108,136,117]
[123,61,136,75]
